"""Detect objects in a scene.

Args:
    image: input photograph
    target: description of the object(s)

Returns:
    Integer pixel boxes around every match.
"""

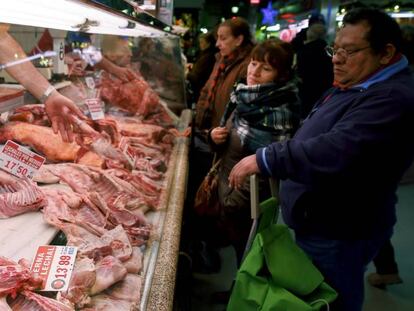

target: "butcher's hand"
[44,92,87,142]
[228,154,260,190]
[211,127,229,145]
[111,66,138,82]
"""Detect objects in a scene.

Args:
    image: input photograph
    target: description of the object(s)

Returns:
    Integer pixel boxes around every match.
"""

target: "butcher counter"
[0,109,192,311]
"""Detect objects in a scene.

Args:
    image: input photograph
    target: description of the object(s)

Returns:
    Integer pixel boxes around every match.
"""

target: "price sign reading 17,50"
[0,140,45,179]
[31,245,78,292]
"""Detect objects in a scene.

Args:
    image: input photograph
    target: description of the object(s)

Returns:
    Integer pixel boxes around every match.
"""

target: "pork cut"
[0,122,80,162]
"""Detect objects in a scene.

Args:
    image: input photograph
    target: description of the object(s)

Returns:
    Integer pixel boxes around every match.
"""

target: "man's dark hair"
[343,8,402,54]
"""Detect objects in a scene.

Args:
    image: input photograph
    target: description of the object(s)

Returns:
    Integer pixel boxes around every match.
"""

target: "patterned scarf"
[222,80,300,152]
[205,52,237,107]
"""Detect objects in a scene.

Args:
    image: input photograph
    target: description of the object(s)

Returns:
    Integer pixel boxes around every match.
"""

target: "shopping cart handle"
[250,174,260,220]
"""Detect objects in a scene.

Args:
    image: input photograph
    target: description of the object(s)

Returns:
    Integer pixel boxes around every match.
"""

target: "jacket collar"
[352,55,409,90]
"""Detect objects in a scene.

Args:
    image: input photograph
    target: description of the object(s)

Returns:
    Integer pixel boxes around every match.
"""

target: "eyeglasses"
[325,45,371,59]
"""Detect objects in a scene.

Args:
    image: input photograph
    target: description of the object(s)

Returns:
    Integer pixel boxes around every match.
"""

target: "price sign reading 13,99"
[0,140,45,179]
[31,245,78,291]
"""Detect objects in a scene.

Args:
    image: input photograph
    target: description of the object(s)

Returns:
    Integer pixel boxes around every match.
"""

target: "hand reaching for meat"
[96,58,139,83]
[44,92,87,142]
[110,66,138,82]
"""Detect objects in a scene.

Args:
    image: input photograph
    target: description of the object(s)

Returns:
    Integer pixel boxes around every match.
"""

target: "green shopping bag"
[227,197,337,311]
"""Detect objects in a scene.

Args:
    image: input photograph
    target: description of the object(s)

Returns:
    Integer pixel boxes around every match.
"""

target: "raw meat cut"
[61,257,96,308]
[89,256,127,295]
[100,225,133,262]
[59,223,113,261]
[123,247,143,274]
[0,257,42,298]
[9,290,74,311]
[0,122,80,162]
[82,294,137,311]
[105,273,142,302]
[8,104,50,127]
[41,186,107,237]
[0,170,46,218]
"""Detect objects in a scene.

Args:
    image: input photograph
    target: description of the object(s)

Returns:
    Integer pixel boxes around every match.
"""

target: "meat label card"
[0,140,46,179]
[31,245,78,291]
[86,98,104,120]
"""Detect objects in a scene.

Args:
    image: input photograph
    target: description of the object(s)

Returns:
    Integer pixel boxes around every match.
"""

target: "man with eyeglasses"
[228,8,414,311]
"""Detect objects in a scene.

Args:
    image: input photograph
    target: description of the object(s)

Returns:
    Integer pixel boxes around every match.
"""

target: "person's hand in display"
[44,92,87,142]
[110,65,138,82]
[228,154,260,189]
[65,54,86,77]
[211,127,229,145]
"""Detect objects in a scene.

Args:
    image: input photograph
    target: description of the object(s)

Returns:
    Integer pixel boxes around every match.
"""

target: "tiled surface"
[183,184,414,311]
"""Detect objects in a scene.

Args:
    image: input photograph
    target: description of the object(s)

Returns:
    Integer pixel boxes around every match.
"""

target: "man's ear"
[380,43,397,65]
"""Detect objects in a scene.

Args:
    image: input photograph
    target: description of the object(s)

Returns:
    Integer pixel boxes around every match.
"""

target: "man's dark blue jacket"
[256,57,414,238]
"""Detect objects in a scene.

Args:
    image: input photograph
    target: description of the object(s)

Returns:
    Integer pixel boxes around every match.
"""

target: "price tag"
[85,77,96,89]
[0,140,45,179]
[85,98,104,120]
[123,144,136,167]
[31,245,78,291]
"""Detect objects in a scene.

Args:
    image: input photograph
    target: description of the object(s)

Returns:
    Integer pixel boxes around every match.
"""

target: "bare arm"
[0,26,87,142]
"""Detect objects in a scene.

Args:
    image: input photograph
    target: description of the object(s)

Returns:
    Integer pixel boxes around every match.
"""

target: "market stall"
[0,1,189,310]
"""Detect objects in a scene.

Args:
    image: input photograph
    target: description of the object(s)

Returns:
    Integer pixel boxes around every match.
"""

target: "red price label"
[31,245,77,291]
[86,98,104,120]
[0,140,45,179]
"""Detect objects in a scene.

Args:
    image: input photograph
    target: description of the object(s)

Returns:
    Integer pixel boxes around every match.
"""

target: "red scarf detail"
[204,52,237,107]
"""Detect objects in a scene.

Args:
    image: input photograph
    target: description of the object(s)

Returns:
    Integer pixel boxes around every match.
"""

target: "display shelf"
[0,211,58,262]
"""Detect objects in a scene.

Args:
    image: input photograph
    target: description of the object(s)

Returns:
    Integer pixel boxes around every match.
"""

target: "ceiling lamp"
[0,0,168,37]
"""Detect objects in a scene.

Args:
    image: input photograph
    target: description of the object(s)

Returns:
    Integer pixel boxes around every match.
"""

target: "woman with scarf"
[208,39,300,264]
[189,17,254,203]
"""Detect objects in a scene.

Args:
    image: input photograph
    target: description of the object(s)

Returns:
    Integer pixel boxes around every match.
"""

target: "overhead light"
[337,11,414,21]
[200,28,208,34]
[394,5,400,11]
[231,6,239,14]
[391,12,414,18]
[0,0,168,37]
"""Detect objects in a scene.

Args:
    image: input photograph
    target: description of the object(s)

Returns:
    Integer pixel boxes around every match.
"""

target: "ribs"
[0,170,46,218]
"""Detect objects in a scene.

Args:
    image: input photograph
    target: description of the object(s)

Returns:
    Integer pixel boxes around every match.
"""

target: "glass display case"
[0,1,190,310]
